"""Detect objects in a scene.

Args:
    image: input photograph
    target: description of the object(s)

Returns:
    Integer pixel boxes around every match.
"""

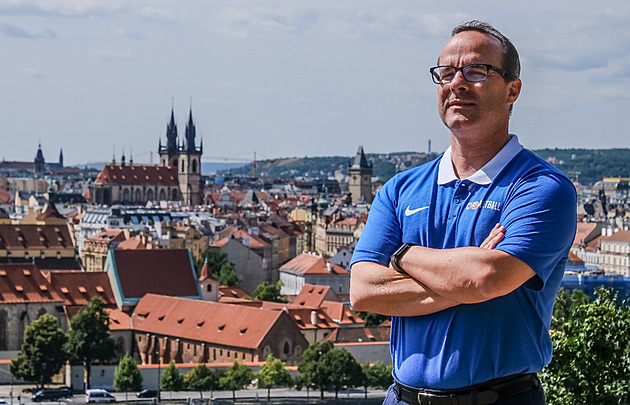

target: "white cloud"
[0,21,55,38]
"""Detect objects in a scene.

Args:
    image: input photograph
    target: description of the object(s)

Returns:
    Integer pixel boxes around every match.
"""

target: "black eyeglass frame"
[429,64,507,85]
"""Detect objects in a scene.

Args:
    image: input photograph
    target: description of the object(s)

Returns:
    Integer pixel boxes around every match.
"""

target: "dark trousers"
[382,381,546,405]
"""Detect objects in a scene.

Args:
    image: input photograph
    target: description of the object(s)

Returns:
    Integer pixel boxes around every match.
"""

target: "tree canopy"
[10,314,68,388]
[257,355,293,400]
[220,361,253,400]
[184,364,220,399]
[542,287,630,404]
[161,360,184,392]
[65,296,117,389]
[113,354,143,398]
[250,281,287,303]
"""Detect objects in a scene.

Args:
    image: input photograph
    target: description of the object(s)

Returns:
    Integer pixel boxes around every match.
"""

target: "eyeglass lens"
[432,65,489,84]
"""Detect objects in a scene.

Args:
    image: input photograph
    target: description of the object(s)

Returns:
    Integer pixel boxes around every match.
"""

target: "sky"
[2,0,630,166]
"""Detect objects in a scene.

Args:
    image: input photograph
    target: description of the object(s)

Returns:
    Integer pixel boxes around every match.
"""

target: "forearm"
[400,245,535,304]
[350,261,459,316]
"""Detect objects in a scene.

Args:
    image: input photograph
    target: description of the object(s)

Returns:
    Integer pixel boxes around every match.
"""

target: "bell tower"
[348,145,373,204]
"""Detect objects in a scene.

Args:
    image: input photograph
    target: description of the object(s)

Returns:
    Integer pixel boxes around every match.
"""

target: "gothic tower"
[34,143,45,176]
[159,108,180,168]
[348,145,373,204]
[178,108,203,206]
[158,106,203,206]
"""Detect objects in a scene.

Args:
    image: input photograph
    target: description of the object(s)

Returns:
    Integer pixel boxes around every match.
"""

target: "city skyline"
[3,1,629,166]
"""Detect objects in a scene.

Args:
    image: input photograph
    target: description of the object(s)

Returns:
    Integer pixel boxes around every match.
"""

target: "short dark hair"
[451,20,520,82]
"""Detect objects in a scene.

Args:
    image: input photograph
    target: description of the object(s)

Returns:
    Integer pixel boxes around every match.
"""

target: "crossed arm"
[349,224,536,317]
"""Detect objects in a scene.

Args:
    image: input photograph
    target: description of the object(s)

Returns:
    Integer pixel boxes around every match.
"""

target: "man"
[350,21,576,405]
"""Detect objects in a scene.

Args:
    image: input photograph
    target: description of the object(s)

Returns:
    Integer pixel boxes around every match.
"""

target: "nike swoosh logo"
[405,205,430,216]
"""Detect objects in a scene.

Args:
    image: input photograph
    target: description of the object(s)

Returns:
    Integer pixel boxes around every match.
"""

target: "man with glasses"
[350,20,576,404]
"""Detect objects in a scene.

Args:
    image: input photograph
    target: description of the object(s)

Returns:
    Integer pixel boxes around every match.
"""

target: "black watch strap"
[390,243,415,275]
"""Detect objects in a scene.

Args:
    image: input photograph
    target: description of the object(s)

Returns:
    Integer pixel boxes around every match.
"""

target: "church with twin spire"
[91,107,203,206]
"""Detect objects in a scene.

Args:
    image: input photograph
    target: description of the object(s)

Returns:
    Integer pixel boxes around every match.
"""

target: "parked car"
[135,389,158,398]
[32,389,72,402]
[85,389,115,403]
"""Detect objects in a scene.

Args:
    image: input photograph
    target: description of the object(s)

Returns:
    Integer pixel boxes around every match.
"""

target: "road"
[0,385,387,404]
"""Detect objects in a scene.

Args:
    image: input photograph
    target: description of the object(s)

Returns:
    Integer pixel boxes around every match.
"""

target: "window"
[283,341,290,355]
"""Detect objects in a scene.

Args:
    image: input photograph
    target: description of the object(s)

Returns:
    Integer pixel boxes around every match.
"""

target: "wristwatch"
[390,243,415,275]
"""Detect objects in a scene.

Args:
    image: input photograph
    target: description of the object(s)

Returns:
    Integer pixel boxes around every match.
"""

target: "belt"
[393,373,540,405]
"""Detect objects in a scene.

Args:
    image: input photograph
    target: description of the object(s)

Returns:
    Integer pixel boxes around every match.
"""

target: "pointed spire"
[166,106,178,152]
[112,147,116,166]
[121,147,126,167]
[185,103,196,152]
[199,257,217,281]
[350,145,371,169]
[129,147,133,166]
[58,148,63,167]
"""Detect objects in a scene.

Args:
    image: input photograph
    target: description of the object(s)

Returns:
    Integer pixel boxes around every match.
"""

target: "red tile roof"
[116,237,145,250]
[219,286,249,299]
[292,284,337,308]
[320,300,364,325]
[198,260,218,282]
[212,229,270,249]
[45,270,116,307]
[107,308,132,331]
[0,264,63,304]
[281,253,348,275]
[603,230,630,243]
[110,249,200,300]
[132,294,284,349]
[94,165,178,186]
[0,224,73,250]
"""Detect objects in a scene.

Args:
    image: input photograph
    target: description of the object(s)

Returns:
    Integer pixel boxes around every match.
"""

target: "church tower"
[34,143,45,176]
[348,145,373,204]
[159,108,180,168]
[178,108,203,206]
[158,105,203,206]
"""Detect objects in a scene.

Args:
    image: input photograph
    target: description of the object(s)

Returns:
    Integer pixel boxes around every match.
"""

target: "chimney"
[311,310,317,326]
[326,262,333,273]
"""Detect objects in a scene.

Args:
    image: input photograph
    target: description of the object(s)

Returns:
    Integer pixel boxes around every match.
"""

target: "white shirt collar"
[437,134,523,185]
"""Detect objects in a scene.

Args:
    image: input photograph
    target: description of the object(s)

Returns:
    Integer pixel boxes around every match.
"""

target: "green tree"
[219,263,241,287]
[65,296,117,389]
[161,360,184,396]
[551,287,590,331]
[250,281,287,303]
[362,361,393,390]
[298,340,334,398]
[196,250,229,276]
[10,314,68,388]
[257,354,293,401]
[184,364,219,399]
[219,361,253,400]
[113,354,143,400]
[321,348,363,398]
[355,311,389,327]
[541,287,630,404]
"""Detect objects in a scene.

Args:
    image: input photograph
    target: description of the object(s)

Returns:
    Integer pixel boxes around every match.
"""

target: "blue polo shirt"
[351,135,577,389]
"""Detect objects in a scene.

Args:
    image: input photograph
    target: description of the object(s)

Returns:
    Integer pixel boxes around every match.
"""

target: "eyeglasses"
[429,64,506,85]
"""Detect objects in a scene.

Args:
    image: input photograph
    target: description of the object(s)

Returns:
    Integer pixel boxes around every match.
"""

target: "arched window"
[172,189,178,201]
[147,189,154,201]
[192,159,197,173]
[158,189,166,201]
[135,189,142,202]
[181,160,185,172]
[122,188,130,201]
[283,341,291,355]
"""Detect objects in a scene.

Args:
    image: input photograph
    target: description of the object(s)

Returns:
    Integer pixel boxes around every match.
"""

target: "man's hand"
[480,223,505,249]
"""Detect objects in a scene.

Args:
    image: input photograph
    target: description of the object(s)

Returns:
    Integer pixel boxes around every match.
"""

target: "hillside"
[222,149,630,186]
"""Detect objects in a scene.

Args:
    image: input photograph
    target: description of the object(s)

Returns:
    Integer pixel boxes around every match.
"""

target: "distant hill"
[223,149,630,186]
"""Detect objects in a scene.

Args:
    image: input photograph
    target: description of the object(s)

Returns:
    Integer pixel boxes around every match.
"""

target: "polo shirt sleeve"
[350,177,403,267]
[495,171,577,289]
